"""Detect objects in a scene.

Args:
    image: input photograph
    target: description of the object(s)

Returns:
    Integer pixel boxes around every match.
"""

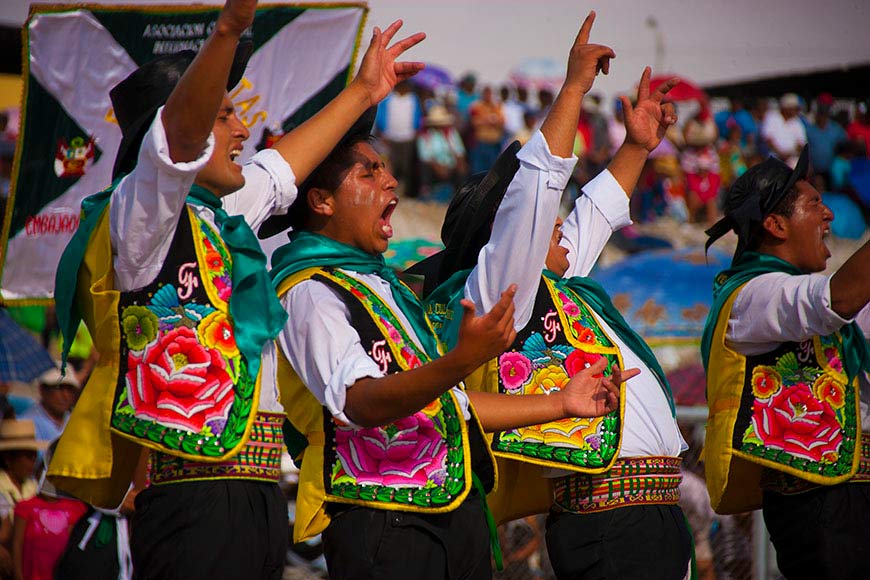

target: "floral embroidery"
[565,349,604,378]
[198,310,240,360]
[499,352,533,392]
[750,366,781,399]
[121,305,159,351]
[112,212,254,459]
[740,336,857,476]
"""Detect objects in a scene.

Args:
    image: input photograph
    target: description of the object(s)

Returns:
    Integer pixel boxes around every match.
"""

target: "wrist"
[345,79,376,108]
[620,141,650,156]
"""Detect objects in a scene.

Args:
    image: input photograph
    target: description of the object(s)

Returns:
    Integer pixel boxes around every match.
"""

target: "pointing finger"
[575,10,596,46]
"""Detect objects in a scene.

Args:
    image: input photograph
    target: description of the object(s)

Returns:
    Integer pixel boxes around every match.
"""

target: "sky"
[2,0,868,100]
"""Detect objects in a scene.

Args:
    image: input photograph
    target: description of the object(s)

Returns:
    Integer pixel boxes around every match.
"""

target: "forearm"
[271,82,371,183]
[830,240,870,318]
[344,349,482,427]
[540,85,585,158]
[163,15,243,162]
[606,142,648,197]
[468,390,564,432]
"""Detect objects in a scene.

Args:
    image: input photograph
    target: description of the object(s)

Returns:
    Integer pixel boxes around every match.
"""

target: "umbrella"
[412,64,453,91]
[0,308,55,382]
[649,75,706,102]
[509,57,565,91]
[593,246,731,343]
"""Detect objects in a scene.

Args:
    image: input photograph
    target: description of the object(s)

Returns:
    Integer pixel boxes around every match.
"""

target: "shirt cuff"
[582,169,632,230]
[248,148,298,212]
[145,105,215,177]
[823,276,853,326]
[325,356,384,428]
[516,130,579,191]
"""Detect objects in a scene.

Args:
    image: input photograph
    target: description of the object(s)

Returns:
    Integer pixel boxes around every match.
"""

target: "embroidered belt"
[150,412,284,485]
[553,456,682,514]
[761,432,870,495]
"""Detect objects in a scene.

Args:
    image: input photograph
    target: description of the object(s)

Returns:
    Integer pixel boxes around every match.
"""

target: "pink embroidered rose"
[335,412,448,487]
[499,352,533,392]
[400,347,422,369]
[824,347,843,374]
[751,382,842,462]
[564,349,604,378]
[125,326,235,433]
[558,292,581,317]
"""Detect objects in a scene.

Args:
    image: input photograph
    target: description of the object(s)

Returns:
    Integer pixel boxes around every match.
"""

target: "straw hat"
[0,419,48,452]
[425,105,454,127]
[38,367,80,390]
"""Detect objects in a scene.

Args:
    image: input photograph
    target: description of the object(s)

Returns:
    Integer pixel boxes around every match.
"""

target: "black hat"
[405,141,522,297]
[705,146,809,259]
[110,42,253,179]
[256,106,378,239]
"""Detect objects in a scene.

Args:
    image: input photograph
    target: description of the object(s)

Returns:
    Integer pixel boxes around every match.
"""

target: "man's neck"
[40,402,66,425]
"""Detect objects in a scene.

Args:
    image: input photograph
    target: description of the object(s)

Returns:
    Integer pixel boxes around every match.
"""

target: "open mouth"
[229,148,242,162]
[380,198,398,238]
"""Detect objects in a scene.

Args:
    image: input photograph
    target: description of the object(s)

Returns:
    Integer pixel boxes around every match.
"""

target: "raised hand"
[565,11,616,94]
[352,20,426,106]
[218,0,257,37]
[558,358,636,418]
[621,67,679,152]
[454,285,518,370]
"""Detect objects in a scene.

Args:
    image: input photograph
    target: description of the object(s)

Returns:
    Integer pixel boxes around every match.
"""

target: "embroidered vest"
[111,207,260,461]
[486,276,625,473]
[275,268,494,542]
[705,285,861,514]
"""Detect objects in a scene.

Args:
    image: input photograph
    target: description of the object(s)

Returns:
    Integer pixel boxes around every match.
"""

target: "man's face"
[777,180,834,273]
[545,217,570,277]
[40,383,76,418]
[195,94,251,197]
[325,142,398,255]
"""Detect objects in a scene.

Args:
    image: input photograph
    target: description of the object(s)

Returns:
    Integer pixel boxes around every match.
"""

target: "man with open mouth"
[48,0,428,577]
[703,145,870,579]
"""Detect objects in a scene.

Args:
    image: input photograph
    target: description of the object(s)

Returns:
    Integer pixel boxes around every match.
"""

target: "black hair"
[288,134,375,230]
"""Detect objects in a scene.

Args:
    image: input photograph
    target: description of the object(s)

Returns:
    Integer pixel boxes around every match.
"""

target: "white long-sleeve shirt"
[727,272,870,427]
[465,131,685,459]
[108,107,297,412]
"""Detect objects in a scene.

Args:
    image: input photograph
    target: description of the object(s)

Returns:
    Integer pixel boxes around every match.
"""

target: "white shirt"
[761,111,807,167]
[466,130,686,460]
[108,107,298,412]
[382,93,417,142]
[278,271,471,427]
[727,271,870,427]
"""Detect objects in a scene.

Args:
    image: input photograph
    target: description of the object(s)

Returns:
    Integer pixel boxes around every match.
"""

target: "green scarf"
[700,251,870,385]
[57,183,287,377]
[426,269,675,416]
[269,231,441,358]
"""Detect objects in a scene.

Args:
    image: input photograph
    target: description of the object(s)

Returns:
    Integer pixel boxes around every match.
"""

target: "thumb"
[585,357,608,375]
[460,298,477,320]
[619,95,634,119]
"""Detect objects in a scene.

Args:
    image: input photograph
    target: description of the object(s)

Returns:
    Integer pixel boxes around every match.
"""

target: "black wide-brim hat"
[110,42,253,179]
[705,145,809,259]
[256,106,379,239]
[405,141,522,297]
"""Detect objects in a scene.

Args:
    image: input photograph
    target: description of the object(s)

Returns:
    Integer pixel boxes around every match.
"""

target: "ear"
[761,213,789,242]
[307,187,334,218]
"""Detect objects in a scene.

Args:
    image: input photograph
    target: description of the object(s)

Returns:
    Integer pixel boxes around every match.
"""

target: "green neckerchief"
[270,231,441,358]
[56,182,287,377]
[56,182,119,371]
[186,185,288,376]
[426,268,676,416]
[700,251,870,385]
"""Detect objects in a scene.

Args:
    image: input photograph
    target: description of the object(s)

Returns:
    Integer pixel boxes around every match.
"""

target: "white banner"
[0,3,367,303]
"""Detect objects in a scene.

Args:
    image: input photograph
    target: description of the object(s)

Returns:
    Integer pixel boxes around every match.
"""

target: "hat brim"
[760,145,809,216]
[112,42,253,179]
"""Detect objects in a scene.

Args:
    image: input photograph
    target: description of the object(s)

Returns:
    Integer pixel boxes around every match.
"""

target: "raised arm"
[829,240,870,318]
[560,68,677,278]
[269,20,425,184]
[465,11,612,327]
[162,0,255,162]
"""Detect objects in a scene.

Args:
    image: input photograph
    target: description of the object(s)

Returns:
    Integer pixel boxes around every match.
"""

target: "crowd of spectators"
[367,75,870,234]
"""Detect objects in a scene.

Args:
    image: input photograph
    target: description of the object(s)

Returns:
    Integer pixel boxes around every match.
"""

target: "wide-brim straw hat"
[0,419,48,452]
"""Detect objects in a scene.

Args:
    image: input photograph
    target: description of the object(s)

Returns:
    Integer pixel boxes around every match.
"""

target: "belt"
[553,456,682,514]
[150,412,284,485]
[761,431,870,495]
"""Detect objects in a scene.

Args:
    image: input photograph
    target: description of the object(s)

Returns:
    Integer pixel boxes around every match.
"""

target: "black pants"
[131,480,287,580]
[545,505,692,580]
[763,483,870,580]
[323,494,492,580]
